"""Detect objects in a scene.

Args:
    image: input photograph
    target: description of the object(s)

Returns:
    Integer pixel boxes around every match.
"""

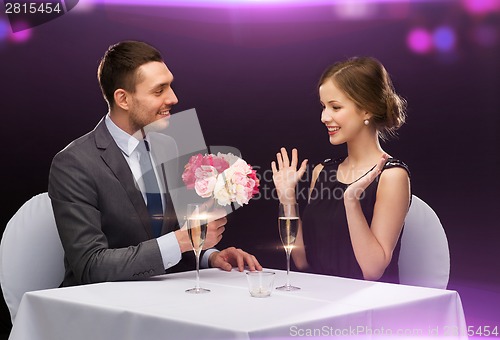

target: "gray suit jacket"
[48,117,195,286]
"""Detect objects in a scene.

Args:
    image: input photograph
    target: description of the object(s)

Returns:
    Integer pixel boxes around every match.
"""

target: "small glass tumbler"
[246,271,276,298]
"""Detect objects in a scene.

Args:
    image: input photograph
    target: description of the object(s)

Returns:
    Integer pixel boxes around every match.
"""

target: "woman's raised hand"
[271,148,308,204]
[344,154,389,202]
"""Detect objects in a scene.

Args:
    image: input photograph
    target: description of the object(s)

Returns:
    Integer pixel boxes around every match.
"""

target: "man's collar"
[104,114,140,157]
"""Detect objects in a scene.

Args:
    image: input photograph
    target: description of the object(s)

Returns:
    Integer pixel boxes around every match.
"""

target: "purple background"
[1,1,499,336]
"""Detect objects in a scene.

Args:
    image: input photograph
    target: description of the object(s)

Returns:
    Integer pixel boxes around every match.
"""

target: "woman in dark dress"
[271,57,411,283]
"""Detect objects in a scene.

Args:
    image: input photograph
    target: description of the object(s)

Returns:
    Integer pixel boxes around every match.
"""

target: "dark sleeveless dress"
[302,157,410,283]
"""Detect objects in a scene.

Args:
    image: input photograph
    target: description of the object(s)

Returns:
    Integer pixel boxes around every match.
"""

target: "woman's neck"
[345,133,385,168]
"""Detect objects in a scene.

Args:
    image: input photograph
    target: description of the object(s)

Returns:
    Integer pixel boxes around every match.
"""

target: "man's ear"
[114,89,129,110]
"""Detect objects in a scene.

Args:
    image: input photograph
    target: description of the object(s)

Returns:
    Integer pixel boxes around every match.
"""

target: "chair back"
[0,192,65,323]
[398,195,450,289]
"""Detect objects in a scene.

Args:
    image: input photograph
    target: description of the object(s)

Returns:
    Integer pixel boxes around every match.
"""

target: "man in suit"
[48,40,261,287]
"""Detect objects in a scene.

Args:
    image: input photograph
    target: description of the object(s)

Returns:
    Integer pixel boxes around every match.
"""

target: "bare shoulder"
[377,166,411,203]
[379,166,410,184]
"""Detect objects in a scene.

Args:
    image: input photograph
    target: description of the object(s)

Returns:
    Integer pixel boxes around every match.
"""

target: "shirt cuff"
[157,232,182,270]
[201,248,219,268]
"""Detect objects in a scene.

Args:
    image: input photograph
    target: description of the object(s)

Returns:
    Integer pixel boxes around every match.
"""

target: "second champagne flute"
[276,202,300,291]
[185,203,210,294]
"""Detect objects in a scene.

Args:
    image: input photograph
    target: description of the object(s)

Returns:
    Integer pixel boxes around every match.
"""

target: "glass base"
[185,287,210,294]
[276,285,300,291]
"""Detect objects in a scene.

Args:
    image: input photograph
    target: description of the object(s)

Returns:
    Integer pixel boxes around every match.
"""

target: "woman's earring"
[364,119,369,126]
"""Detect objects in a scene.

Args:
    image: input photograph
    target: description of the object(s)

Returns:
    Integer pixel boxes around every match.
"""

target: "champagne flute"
[276,203,300,291]
[185,204,210,294]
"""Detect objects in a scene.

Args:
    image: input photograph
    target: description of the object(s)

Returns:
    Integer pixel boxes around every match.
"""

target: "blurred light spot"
[0,19,9,42]
[462,0,500,15]
[8,22,32,43]
[90,0,406,7]
[334,2,377,19]
[433,26,456,52]
[473,24,498,47]
[96,0,322,5]
[72,0,96,12]
[407,28,432,54]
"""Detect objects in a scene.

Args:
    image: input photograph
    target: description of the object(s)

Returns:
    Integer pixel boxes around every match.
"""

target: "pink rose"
[195,176,217,198]
[182,154,204,189]
[194,165,218,198]
[182,152,260,206]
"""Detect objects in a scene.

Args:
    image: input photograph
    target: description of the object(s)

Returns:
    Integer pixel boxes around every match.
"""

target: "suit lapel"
[94,119,152,238]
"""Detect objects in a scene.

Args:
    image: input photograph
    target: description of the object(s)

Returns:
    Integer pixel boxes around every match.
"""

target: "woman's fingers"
[271,161,278,174]
[297,159,308,178]
[280,147,290,167]
[276,152,283,169]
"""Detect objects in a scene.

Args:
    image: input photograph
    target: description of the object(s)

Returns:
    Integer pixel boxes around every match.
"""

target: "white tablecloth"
[10,268,467,339]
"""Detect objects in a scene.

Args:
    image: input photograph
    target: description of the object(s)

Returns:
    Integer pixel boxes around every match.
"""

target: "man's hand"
[209,247,263,272]
[174,212,227,253]
[203,213,227,249]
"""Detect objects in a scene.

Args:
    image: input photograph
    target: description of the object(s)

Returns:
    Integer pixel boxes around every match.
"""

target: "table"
[10,269,467,339]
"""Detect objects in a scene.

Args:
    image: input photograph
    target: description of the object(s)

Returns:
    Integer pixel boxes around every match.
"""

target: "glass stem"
[195,249,200,289]
[285,248,291,287]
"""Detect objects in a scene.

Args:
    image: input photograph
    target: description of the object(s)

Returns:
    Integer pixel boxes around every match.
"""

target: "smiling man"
[48,41,261,287]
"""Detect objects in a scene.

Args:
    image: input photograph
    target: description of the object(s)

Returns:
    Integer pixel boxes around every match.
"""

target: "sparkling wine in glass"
[185,204,210,294]
[276,203,300,291]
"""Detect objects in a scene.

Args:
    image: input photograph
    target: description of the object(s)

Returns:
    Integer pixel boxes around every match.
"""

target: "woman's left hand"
[344,154,389,202]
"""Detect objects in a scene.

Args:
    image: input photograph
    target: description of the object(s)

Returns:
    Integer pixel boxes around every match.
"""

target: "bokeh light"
[433,26,456,52]
[72,0,96,12]
[462,0,500,15]
[96,0,330,6]
[407,28,432,54]
[333,2,377,19]
[88,0,410,7]
[8,22,32,43]
[0,19,9,42]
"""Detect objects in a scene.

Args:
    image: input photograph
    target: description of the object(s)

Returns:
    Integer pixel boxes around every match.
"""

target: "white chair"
[398,195,450,289]
[0,192,65,324]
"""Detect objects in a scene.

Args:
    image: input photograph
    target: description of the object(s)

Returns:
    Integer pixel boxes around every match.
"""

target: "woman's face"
[319,80,368,145]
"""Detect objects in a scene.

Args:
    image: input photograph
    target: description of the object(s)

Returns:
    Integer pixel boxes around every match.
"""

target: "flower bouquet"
[182,152,259,207]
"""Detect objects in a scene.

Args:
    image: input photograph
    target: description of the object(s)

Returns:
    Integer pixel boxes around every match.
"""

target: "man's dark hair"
[97,41,163,108]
